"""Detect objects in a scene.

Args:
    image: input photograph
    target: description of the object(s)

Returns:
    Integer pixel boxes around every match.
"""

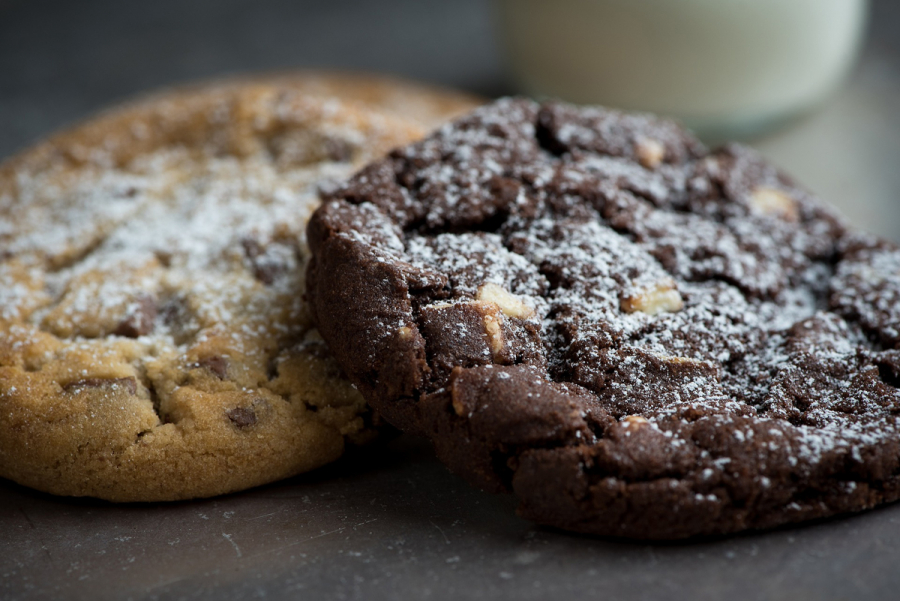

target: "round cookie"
[306,98,900,539]
[0,75,479,501]
[208,71,482,132]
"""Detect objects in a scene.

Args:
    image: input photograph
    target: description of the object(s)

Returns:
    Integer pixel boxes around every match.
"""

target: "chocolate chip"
[114,295,157,338]
[63,377,137,396]
[251,262,283,285]
[241,237,289,284]
[241,237,263,260]
[266,356,280,381]
[196,355,229,380]
[154,250,173,268]
[322,137,355,163]
[159,297,186,326]
[226,406,257,429]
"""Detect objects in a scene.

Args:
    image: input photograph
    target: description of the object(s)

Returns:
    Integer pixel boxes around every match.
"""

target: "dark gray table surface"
[5,435,900,601]
[3,1,900,599]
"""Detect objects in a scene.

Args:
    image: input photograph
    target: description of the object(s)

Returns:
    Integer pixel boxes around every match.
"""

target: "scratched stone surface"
[3,435,900,601]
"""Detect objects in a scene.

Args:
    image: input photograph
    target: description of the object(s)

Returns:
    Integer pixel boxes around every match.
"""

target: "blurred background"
[1,0,898,239]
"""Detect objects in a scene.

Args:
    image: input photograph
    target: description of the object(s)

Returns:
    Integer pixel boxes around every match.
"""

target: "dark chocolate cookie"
[306,98,900,539]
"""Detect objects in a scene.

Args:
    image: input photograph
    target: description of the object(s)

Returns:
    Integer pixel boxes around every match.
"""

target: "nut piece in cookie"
[749,186,800,221]
[476,283,535,319]
[621,278,684,315]
[634,138,666,169]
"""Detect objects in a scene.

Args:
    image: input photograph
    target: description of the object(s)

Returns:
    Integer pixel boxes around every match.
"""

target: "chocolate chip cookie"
[307,98,900,539]
[0,75,478,501]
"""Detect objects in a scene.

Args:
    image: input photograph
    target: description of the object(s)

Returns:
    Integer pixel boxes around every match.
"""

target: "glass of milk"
[495,0,869,141]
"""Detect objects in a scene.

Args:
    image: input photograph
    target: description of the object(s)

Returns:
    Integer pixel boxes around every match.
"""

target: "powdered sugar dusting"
[0,96,409,380]
[325,97,900,484]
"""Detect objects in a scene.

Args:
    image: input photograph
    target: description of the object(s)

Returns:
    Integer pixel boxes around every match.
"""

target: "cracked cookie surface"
[0,75,478,501]
[307,98,900,539]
